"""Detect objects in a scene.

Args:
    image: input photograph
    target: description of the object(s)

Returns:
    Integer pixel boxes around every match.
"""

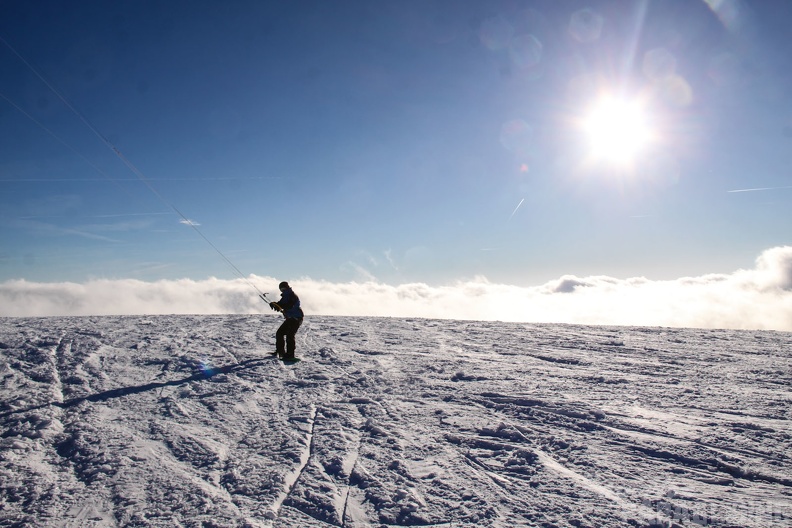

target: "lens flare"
[643,48,677,82]
[569,8,605,43]
[703,0,747,32]
[199,358,217,378]
[509,34,543,70]
[479,15,513,51]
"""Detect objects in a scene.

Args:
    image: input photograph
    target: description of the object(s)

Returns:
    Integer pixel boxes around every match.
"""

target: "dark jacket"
[276,288,304,320]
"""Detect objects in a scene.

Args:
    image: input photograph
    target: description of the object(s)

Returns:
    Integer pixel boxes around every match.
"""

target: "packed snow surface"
[1,315,790,527]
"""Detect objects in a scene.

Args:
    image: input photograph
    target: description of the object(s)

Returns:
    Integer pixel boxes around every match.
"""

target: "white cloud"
[751,245,792,291]
[1,247,791,331]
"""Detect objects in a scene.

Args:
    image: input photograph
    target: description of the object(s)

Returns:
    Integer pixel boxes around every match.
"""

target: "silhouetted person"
[269,281,304,360]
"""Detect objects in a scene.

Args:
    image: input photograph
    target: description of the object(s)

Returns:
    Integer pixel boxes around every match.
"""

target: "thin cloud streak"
[509,198,525,220]
[2,246,791,331]
[0,177,281,182]
[15,219,121,243]
[19,212,173,219]
[727,186,792,193]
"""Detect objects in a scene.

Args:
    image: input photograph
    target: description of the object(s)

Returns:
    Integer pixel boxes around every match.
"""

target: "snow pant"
[276,317,303,358]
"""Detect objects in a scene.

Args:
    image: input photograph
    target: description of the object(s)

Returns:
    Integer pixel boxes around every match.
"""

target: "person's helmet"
[278,281,290,290]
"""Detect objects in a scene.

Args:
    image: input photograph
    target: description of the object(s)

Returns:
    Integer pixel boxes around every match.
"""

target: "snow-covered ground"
[1,315,790,527]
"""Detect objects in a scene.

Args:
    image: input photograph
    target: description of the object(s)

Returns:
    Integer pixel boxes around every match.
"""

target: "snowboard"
[269,353,301,364]
[279,357,301,364]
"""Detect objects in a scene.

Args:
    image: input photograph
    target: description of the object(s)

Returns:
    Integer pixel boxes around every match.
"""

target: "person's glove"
[269,302,282,312]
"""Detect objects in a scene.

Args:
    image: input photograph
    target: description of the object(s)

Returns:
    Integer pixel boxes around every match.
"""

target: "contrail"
[727,186,792,193]
[0,176,280,182]
[19,212,173,219]
[509,198,525,220]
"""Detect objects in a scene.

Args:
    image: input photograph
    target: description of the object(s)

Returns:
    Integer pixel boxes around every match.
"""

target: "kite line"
[0,34,266,297]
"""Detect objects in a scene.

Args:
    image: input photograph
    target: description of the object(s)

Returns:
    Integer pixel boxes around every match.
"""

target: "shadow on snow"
[0,357,272,419]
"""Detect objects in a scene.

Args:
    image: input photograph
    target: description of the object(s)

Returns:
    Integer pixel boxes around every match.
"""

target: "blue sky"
[1,1,792,326]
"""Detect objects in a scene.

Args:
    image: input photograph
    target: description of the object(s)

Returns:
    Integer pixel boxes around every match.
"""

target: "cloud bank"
[2,247,791,331]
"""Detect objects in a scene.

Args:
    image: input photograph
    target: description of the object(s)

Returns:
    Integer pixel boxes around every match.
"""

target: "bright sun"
[583,97,652,165]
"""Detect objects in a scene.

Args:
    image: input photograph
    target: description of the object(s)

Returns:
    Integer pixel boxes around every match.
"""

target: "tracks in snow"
[2,315,789,528]
[268,404,318,521]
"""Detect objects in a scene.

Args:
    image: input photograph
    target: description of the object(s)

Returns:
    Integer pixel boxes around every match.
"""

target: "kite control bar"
[260,293,282,312]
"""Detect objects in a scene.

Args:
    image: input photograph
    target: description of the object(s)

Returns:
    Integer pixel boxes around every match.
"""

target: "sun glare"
[583,97,652,165]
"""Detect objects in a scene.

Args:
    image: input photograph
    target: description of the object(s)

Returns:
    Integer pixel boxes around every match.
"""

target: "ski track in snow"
[0,315,790,527]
